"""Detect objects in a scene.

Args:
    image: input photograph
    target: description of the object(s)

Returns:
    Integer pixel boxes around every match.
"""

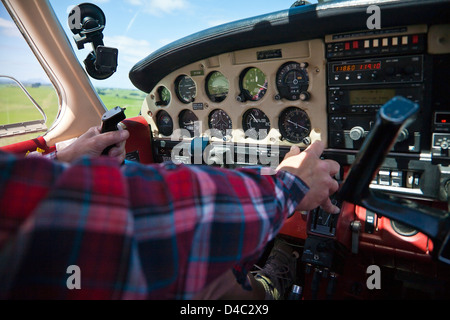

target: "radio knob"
[396,129,409,142]
[349,126,365,141]
[330,104,340,112]
[330,90,343,100]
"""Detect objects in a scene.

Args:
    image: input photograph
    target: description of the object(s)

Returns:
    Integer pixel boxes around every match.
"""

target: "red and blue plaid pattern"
[0,151,307,299]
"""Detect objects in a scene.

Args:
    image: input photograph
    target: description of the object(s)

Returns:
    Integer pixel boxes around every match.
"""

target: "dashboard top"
[129,0,450,93]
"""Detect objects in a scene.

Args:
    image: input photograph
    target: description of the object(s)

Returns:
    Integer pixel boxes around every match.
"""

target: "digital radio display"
[333,62,381,72]
[436,113,450,124]
[349,89,395,105]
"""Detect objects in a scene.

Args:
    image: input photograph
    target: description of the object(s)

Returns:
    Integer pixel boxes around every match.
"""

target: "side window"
[0,4,59,147]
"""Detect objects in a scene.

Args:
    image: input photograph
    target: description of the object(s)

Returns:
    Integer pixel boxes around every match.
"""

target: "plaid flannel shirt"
[0,151,308,299]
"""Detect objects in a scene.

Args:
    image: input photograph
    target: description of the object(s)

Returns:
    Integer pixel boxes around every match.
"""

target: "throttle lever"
[100,106,126,155]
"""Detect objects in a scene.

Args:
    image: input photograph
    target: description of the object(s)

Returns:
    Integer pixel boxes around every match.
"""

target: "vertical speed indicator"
[278,107,311,143]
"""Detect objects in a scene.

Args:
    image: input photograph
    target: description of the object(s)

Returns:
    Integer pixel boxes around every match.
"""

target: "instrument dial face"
[209,109,232,138]
[242,108,271,140]
[240,67,267,101]
[179,109,199,137]
[156,110,173,136]
[206,71,229,103]
[156,86,171,106]
[276,62,309,101]
[278,107,311,143]
[175,75,196,104]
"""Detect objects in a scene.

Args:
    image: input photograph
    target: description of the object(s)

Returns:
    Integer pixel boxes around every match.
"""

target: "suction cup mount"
[68,3,118,80]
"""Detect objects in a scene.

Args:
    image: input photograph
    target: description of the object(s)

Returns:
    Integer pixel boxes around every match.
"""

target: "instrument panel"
[142,39,327,148]
[140,24,450,204]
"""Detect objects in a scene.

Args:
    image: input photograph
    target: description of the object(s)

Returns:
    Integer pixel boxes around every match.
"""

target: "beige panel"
[233,42,311,65]
[428,25,450,54]
[143,39,328,149]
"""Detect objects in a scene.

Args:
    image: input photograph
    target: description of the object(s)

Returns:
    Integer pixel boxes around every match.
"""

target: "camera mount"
[68,3,118,80]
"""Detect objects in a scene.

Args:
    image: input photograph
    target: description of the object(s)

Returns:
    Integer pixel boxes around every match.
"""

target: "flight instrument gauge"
[209,109,232,138]
[276,62,309,101]
[175,75,196,104]
[239,67,267,101]
[242,108,271,140]
[278,107,311,143]
[156,86,171,106]
[156,110,173,136]
[179,109,199,137]
[206,71,229,103]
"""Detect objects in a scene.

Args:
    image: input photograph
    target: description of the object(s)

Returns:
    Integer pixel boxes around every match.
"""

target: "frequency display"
[333,62,381,72]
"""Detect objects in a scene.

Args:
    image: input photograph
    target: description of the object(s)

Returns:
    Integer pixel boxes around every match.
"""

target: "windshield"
[48,0,309,116]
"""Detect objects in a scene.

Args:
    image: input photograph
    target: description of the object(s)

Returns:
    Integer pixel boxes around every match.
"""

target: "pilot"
[0,126,340,300]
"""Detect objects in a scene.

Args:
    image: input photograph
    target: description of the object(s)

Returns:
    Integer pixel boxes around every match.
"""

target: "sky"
[0,0,315,90]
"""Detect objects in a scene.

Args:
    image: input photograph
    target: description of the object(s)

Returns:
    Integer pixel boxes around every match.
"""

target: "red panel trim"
[0,136,54,156]
[355,205,433,255]
[279,211,308,240]
[122,116,154,164]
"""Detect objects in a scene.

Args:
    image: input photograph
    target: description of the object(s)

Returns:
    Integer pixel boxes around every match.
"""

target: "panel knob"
[349,126,365,141]
[300,91,311,101]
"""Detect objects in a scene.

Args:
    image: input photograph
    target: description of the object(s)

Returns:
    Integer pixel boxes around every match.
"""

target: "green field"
[0,84,146,147]
[0,84,59,126]
[96,87,145,117]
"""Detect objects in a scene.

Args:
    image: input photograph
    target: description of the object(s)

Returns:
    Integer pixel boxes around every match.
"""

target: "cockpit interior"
[1,0,450,300]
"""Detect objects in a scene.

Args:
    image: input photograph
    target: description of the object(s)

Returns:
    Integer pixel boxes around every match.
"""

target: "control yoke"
[337,96,450,264]
[68,3,118,80]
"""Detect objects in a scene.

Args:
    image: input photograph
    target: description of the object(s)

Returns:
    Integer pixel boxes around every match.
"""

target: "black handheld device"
[100,106,126,155]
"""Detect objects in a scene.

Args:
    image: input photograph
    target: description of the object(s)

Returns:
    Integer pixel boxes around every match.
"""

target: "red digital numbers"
[334,62,381,72]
